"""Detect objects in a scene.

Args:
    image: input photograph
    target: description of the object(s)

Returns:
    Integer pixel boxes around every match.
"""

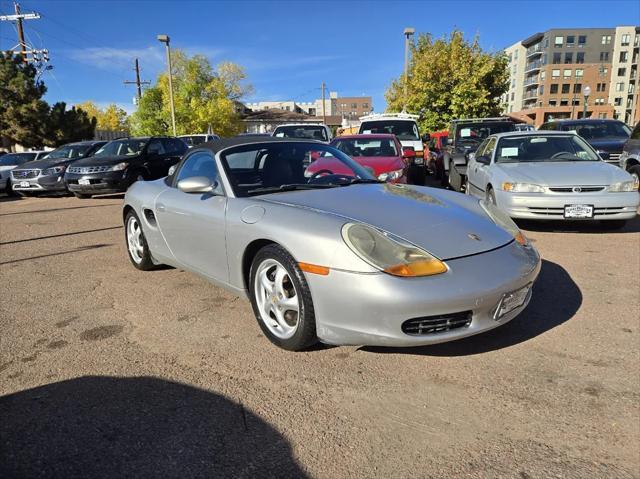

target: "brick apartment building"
[503,26,639,127]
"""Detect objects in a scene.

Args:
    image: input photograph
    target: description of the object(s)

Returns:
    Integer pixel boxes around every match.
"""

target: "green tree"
[44,102,96,147]
[385,30,509,132]
[76,101,129,131]
[130,51,253,137]
[0,52,49,148]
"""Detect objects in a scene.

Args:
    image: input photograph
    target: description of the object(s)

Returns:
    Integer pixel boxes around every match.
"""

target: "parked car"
[465,131,639,229]
[443,117,516,191]
[619,122,640,182]
[65,136,187,198]
[539,118,631,167]
[514,124,535,131]
[272,123,332,142]
[123,137,540,351]
[10,141,105,196]
[358,113,424,162]
[178,134,219,148]
[425,131,448,180]
[307,134,411,184]
[0,151,48,195]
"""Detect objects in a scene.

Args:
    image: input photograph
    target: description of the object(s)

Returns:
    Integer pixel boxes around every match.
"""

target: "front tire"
[486,187,497,205]
[125,210,155,270]
[249,244,318,351]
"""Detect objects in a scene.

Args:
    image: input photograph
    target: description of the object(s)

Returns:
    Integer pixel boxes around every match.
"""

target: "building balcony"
[523,77,539,87]
[523,91,538,100]
[526,45,543,57]
[525,60,543,73]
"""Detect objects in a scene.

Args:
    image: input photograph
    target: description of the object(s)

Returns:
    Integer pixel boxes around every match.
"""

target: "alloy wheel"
[126,215,144,264]
[254,258,300,339]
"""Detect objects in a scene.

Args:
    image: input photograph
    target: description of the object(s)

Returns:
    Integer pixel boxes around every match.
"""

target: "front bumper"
[65,171,128,195]
[10,173,68,193]
[305,241,541,347]
[496,190,639,220]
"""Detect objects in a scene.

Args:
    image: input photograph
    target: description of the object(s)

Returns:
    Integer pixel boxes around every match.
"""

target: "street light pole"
[157,34,176,136]
[583,85,591,119]
[403,27,415,112]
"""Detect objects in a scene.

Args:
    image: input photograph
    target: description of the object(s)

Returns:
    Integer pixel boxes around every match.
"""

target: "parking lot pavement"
[1,194,639,478]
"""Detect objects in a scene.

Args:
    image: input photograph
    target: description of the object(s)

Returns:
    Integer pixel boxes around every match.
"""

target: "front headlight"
[608,179,639,192]
[43,165,66,176]
[342,223,447,277]
[502,182,545,193]
[378,169,404,182]
[480,200,529,247]
[108,162,128,171]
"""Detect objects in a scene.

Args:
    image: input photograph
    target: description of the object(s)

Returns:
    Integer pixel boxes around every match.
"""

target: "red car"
[307,134,414,183]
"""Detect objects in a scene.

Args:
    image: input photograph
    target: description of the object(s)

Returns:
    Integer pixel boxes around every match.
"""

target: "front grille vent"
[68,165,111,174]
[11,169,40,179]
[548,186,604,193]
[401,311,472,336]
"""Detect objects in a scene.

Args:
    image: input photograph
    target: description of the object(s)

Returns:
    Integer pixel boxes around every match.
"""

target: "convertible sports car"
[123,137,541,351]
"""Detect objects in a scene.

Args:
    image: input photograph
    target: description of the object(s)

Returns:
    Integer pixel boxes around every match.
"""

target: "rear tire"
[125,210,155,270]
[249,244,318,351]
[487,187,497,205]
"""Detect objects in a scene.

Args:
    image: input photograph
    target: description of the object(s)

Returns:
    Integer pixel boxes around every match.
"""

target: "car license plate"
[79,178,91,186]
[414,158,424,165]
[19,181,30,188]
[494,284,531,320]
[564,204,593,218]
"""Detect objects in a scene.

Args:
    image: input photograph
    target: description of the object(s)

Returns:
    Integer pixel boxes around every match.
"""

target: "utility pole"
[14,2,26,59]
[123,58,151,101]
[1,2,48,66]
[321,81,326,124]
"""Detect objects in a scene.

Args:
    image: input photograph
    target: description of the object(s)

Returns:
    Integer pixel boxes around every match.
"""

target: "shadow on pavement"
[0,203,121,217]
[360,259,581,357]
[0,243,112,265]
[0,226,122,246]
[0,376,307,478]
[516,215,640,234]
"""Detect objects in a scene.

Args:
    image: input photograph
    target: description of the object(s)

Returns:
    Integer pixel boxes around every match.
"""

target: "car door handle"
[157,203,166,212]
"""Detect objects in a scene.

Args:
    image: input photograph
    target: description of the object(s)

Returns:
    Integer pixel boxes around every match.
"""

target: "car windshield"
[220,142,376,197]
[561,121,631,140]
[360,120,419,141]
[496,135,600,163]
[45,144,93,159]
[273,126,328,141]
[332,138,398,157]
[456,122,515,144]
[94,139,146,157]
[0,153,36,165]
[180,135,208,147]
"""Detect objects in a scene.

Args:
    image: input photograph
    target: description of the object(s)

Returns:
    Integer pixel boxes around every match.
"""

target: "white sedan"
[466,131,639,228]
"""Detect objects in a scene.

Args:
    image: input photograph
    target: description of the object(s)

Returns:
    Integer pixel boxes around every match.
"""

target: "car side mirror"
[475,155,490,165]
[177,176,217,194]
[402,147,416,159]
[466,152,476,162]
[421,133,431,142]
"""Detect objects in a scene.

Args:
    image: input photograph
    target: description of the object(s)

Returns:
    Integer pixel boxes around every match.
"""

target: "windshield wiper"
[247,183,335,195]
[549,154,589,161]
[334,178,384,186]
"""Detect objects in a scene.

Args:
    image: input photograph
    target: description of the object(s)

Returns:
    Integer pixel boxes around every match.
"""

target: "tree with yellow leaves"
[75,101,129,131]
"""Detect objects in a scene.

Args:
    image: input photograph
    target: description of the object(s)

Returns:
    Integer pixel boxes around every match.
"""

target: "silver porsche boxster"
[123,137,541,351]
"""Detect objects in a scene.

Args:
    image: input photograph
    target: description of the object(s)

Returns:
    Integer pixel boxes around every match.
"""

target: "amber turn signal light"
[298,262,330,275]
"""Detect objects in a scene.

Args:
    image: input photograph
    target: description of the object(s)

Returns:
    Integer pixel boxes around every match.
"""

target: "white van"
[358,113,424,162]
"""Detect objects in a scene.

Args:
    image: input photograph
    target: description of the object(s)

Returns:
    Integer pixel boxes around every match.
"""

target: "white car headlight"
[108,162,129,171]
[377,169,404,182]
[342,223,447,277]
[480,200,529,247]
[501,182,545,193]
[608,179,639,192]
[43,165,66,176]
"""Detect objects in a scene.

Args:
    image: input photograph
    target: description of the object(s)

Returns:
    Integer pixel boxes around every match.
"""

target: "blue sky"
[1,0,638,114]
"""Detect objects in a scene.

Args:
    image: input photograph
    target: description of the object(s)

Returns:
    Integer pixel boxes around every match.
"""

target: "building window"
[564,52,573,63]
[620,51,628,62]
[566,35,575,46]
[598,113,607,119]
[614,97,622,106]
[621,33,630,46]
[601,35,611,44]
[575,69,584,78]
[554,36,563,46]
[560,99,569,106]
[551,69,560,79]
[629,83,635,94]
[572,98,580,106]
[618,67,627,76]
[511,92,515,101]
[362,103,368,108]
[599,51,609,61]
[539,85,544,94]
[573,83,582,94]
[553,52,561,64]
[578,35,587,46]
[562,84,570,94]
[563,69,572,79]
[616,82,624,92]
[601,67,608,76]
[549,99,557,106]
[511,79,516,88]
[550,84,559,94]
[540,71,546,80]
[351,103,357,109]
[514,50,519,59]
[576,52,585,64]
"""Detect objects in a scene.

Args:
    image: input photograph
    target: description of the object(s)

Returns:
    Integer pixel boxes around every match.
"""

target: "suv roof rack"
[359,112,420,121]
[451,117,513,123]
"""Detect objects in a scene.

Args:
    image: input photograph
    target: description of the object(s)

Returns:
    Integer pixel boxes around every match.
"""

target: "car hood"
[586,138,626,152]
[259,184,514,260]
[0,165,17,173]
[495,161,630,186]
[72,155,139,166]
[309,156,403,175]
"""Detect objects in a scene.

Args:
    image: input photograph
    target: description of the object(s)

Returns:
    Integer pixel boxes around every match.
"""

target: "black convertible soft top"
[198,136,323,155]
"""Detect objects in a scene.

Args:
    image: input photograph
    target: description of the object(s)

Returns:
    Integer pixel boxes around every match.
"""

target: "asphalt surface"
[1,191,639,479]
